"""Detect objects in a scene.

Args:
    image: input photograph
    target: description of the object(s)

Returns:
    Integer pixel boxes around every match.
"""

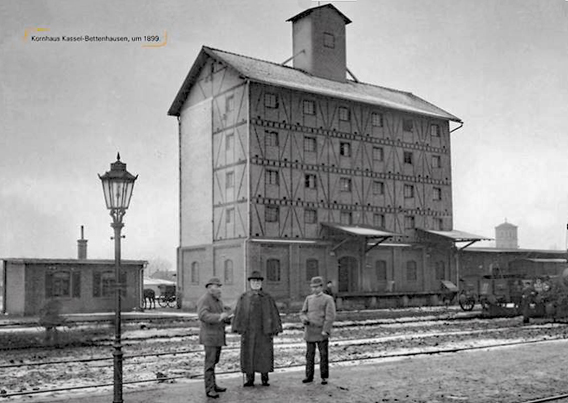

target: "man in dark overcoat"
[232,270,282,387]
[197,277,232,399]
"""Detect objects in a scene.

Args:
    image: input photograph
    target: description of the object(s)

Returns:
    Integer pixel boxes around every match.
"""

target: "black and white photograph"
[1,0,568,402]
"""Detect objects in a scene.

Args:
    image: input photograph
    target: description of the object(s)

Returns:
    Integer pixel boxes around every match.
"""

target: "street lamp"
[99,153,137,403]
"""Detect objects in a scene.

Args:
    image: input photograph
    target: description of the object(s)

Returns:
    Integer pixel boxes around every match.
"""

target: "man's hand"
[321,331,329,337]
[220,312,230,321]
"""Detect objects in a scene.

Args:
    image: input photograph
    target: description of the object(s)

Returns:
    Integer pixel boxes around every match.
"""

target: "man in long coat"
[232,271,282,387]
[197,277,231,399]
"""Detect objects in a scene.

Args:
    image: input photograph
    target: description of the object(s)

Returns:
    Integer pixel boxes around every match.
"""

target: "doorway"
[338,256,358,293]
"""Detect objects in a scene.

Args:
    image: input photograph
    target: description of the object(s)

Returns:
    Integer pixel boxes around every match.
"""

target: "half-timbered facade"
[169,4,484,309]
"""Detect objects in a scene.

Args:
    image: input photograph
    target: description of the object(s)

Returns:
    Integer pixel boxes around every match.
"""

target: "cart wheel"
[459,293,475,311]
[166,297,176,308]
[158,297,168,308]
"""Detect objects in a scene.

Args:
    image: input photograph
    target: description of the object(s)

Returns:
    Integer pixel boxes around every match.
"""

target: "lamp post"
[99,153,137,403]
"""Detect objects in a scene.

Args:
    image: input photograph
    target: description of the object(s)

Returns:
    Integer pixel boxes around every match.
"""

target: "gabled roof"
[286,3,352,25]
[168,46,461,123]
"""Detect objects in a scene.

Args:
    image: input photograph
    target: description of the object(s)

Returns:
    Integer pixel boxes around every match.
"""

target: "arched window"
[406,260,417,282]
[191,262,200,284]
[306,259,319,280]
[224,260,234,285]
[266,259,281,282]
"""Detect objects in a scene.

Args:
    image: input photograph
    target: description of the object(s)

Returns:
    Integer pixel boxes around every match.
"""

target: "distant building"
[169,4,490,310]
[495,220,518,249]
[0,227,147,316]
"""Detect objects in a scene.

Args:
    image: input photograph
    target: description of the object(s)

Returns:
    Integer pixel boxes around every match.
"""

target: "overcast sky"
[1,0,568,269]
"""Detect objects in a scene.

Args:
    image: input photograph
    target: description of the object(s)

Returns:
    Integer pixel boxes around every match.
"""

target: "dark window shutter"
[45,272,53,298]
[72,271,81,298]
[93,272,101,297]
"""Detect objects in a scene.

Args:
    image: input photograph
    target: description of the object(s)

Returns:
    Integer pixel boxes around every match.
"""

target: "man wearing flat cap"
[232,270,282,387]
[300,276,336,385]
[197,277,232,399]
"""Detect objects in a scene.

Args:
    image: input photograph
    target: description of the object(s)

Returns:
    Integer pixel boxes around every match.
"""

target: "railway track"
[1,314,568,399]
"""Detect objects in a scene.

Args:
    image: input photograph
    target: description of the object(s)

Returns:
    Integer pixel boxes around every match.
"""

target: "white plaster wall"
[180,100,213,246]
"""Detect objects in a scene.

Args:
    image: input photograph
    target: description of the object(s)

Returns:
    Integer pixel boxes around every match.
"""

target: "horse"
[143,289,156,309]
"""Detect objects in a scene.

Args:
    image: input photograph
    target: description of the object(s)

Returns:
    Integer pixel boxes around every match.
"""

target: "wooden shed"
[1,258,146,316]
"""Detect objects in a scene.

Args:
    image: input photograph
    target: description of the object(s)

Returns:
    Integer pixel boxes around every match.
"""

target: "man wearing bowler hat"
[300,276,336,385]
[197,277,232,399]
[232,270,282,387]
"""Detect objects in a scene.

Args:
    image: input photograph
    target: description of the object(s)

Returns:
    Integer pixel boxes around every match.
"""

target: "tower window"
[404,184,414,198]
[340,177,352,192]
[373,213,385,228]
[372,112,383,127]
[340,211,353,225]
[304,136,316,152]
[340,142,351,157]
[432,155,442,168]
[373,181,384,195]
[264,93,278,108]
[226,95,234,113]
[403,119,414,132]
[323,32,335,49]
[303,100,316,115]
[265,131,279,147]
[266,169,279,186]
[404,215,415,229]
[339,107,350,121]
[305,174,317,189]
[265,205,279,222]
[226,171,234,189]
[304,209,317,224]
[403,151,413,165]
[373,147,384,162]
[431,124,441,137]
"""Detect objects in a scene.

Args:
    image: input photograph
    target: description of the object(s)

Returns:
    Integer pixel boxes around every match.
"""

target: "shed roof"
[1,258,147,266]
[418,229,492,242]
[321,222,401,238]
[168,46,461,123]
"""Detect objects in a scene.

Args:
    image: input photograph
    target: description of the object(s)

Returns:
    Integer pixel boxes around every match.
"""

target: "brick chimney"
[287,4,351,82]
[77,225,88,260]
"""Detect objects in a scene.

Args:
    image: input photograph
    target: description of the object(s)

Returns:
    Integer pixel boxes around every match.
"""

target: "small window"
[264,93,278,108]
[432,155,442,168]
[303,100,316,115]
[373,147,384,162]
[435,261,445,280]
[404,215,415,229]
[266,259,281,282]
[306,259,319,280]
[323,32,335,49]
[404,184,414,199]
[266,169,279,186]
[226,95,234,113]
[434,218,443,231]
[92,271,114,298]
[340,142,351,157]
[226,133,234,152]
[372,112,383,127]
[403,151,413,165]
[403,119,413,132]
[224,260,234,285]
[305,173,317,189]
[373,181,384,195]
[339,107,350,121]
[431,124,441,137]
[304,136,316,152]
[433,187,442,201]
[226,171,234,188]
[376,260,387,281]
[265,131,279,147]
[191,262,200,284]
[265,205,279,222]
[340,177,352,192]
[340,211,353,225]
[304,208,317,224]
[373,213,385,228]
[48,271,71,298]
[406,260,417,281]
[226,208,234,224]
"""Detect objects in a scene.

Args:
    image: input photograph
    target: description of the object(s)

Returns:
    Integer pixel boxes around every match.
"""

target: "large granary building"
[169,4,493,309]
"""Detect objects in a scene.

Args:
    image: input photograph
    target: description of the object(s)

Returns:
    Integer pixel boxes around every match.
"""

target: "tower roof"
[286,3,352,25]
